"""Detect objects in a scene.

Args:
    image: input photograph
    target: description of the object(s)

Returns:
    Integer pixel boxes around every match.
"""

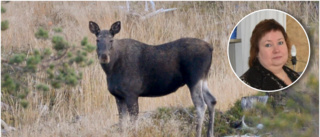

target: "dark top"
[240,62,300,91]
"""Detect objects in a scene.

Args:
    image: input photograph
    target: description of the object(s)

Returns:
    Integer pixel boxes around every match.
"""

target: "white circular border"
[227,9,311,92]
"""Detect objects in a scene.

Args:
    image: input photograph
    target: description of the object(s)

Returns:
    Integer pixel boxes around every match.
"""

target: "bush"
[239,74,318,136]
[1,20,9,31]
[2,27,95,109]
[53,27,62,33]
[52,36,69,50]
[150,74,319,136]
[35,27,49,39]
[1,6,6,13]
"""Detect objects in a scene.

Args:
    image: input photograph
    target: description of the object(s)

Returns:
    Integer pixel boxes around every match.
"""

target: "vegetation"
[149,73,319,136]
[1,20,9,31]
[34,27,49,39]
[1,6,6,13]
[53,27,63,33]
[2,27,95,109]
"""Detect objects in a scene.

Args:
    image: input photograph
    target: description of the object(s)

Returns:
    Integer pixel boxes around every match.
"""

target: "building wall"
[286,15,310,73]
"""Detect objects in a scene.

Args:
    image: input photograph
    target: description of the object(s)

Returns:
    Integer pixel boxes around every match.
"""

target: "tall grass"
[1,1,318,136]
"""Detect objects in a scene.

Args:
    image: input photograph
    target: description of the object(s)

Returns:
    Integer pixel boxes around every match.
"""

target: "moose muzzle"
[99,53,110,64]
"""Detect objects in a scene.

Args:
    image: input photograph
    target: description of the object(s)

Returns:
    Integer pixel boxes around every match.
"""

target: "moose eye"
[110,40,113,43]
[96,39,100,42]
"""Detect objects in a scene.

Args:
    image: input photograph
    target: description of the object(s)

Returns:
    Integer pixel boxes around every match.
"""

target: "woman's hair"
[249,19,291,67]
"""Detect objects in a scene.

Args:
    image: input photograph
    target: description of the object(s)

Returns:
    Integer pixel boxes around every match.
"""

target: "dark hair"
[249,19,291,67]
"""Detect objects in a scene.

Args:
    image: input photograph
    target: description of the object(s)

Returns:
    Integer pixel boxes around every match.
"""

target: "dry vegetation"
[1,1,318,137]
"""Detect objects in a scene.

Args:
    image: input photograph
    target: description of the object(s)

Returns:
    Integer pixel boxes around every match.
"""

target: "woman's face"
[258,30,288,71]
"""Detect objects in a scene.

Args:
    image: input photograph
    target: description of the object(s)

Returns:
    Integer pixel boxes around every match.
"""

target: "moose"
[89,21,216,137]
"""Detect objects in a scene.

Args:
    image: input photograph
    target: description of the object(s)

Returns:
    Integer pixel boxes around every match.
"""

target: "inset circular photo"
[228,9,310,92]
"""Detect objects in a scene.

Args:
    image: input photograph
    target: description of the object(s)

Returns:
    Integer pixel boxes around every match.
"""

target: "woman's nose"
[273,45,280,53]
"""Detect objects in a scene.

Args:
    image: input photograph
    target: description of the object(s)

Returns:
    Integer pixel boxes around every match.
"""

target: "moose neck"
[100,63,110,75]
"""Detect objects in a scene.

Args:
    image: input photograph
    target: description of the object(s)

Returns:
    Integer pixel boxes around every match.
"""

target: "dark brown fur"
[90,21,216,137]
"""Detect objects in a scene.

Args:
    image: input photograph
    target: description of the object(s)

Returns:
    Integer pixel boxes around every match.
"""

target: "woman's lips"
[273,56,282,59]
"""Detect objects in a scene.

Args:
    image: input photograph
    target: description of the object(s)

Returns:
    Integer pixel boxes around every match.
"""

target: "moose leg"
[202,80,216,137]
[189,80,206,137]
[125,96,139,123]
[116,97,129,130]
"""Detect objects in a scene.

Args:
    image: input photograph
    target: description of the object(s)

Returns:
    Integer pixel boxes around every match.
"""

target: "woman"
[240,19,300,91]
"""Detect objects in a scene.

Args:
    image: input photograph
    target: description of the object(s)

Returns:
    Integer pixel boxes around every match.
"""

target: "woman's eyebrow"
[264,38,284,42]
[264,40,272,43]
[261,37,285,44]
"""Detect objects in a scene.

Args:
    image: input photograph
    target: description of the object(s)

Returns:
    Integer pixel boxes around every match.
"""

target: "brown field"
[1,1,318,137]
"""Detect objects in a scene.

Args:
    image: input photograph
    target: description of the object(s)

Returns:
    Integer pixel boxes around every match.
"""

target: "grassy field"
[1,1,318,137]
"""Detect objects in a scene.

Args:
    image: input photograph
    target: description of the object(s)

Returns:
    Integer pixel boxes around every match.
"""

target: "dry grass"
[1,1,318,136]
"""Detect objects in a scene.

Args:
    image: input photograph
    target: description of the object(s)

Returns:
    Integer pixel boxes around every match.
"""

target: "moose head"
[89,21,121,64]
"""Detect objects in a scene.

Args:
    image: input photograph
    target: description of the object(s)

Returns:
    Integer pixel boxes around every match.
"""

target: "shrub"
[1,20,9,31]
[1,6,6,13]
[2,27,95,109]
[35,27,49,39]
[53,27,62,33]
[150,75,319,137]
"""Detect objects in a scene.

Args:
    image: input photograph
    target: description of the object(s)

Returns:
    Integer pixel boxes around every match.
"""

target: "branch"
[54,48,69,61]
[40,48,69,70]
[2,59,8,63]
[1,60,24,72]
[1,119,16,135]
[1,102,12,112]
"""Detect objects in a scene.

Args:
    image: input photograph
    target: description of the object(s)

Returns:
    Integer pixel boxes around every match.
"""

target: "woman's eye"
[278,41,284,45]
[265,44,271,47]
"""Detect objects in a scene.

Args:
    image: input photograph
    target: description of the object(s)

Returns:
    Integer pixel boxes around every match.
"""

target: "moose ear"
[110,21,121,36]
[89,21,100,36]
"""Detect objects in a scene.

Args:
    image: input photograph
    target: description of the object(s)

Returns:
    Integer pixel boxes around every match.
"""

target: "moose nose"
[101,54,107,60]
